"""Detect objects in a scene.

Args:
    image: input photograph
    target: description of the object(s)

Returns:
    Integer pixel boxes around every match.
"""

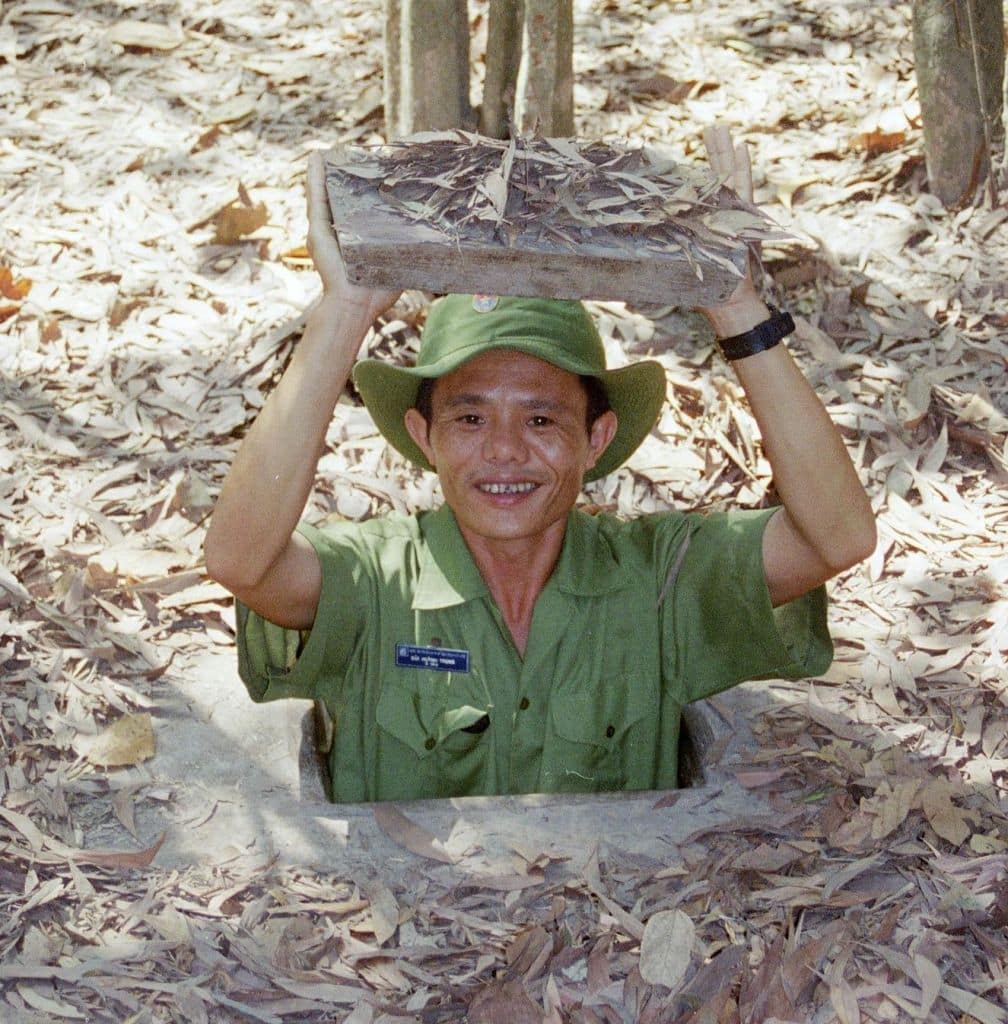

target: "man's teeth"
[479,482,537,495]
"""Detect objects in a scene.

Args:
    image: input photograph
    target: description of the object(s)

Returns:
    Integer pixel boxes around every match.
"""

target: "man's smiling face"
[404,349,616,549]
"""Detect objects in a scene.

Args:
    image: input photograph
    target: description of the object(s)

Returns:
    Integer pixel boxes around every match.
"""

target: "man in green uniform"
[204,128,876,802]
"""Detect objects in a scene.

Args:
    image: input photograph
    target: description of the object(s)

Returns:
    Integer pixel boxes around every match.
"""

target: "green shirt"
[235,505,831,802]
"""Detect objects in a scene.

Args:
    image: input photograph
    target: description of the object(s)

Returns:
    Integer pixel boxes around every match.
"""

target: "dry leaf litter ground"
[2,0,1007,1021]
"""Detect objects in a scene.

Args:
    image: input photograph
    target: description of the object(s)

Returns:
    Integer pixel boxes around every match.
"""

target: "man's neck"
[456,517,568,658]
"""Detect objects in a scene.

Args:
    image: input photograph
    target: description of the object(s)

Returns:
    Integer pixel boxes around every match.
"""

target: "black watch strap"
[717,306,795,361]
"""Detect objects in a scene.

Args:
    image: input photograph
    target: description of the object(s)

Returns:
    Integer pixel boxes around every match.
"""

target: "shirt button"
[605,724,615,739]
[518,697,530,710]
[424,737,436,750]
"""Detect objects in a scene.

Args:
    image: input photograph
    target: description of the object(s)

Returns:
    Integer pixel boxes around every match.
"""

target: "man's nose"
[482,419,527,462]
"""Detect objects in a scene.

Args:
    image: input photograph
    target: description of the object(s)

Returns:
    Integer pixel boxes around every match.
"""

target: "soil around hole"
[83,648,771,873]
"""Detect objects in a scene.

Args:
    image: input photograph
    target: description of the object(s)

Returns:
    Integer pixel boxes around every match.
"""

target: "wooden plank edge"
[337,237,745,305]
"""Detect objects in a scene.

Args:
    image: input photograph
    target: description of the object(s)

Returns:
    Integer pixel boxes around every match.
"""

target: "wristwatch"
[717,305,795,362]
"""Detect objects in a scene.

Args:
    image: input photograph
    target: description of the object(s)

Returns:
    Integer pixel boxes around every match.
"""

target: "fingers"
[303,150,401,316]
[703,124,753,201]
[306,150,343,271]
[733,141,753,203]
[306,150,330,230]
[703,124,734,179]
[304,150,351,293]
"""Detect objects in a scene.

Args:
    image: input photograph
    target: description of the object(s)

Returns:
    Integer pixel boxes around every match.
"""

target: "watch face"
[472,294,499,312]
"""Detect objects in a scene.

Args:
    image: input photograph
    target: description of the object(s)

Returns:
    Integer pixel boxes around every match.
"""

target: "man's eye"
[458,414,482,425]
[530,416,552,427]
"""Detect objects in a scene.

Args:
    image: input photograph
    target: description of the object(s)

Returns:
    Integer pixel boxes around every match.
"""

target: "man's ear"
[404,408,436,466]
[585,410,618,472]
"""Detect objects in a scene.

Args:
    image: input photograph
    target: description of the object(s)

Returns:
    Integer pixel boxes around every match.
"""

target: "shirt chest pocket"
[375,671,494,799]
[544,677,656,794]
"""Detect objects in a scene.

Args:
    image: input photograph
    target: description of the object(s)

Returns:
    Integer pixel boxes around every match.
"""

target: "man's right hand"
[204,153,403,630]
[306,150,400,326]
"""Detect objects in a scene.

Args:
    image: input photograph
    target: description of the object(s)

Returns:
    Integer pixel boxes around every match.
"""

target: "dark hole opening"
[677,703,713,789]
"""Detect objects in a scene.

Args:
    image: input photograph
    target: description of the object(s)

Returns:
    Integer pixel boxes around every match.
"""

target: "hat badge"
[472,294,499,313]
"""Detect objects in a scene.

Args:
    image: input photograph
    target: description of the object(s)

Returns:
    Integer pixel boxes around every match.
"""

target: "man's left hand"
[696,124,768,333]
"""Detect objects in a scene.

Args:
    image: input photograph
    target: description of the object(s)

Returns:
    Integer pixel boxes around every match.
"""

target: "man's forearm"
[204,293,373,590]
[732,344,875,569]
[704,290,876,573]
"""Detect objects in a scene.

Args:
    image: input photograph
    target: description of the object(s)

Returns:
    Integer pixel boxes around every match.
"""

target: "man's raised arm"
[204,152,400,630]
[697,126,876,607]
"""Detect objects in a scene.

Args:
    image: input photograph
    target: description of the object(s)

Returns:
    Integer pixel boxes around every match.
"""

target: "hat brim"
[353,349,665,483]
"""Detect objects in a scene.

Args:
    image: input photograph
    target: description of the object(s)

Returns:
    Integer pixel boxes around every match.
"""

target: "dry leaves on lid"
[329,130,783,267]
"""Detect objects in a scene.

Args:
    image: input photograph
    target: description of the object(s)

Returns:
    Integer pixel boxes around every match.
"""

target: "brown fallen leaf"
[460,868,546,891]
[901,370,933,429]
[0,265,31,301]
[0,806,46,851]
[868,779,921,840]
[16,984,86,1020]
[780,921,849,1007]
[106,20,185,50]
[506,924,553,980]
[638,908,694,989]
[734,841,803,873]
[632,73,694,101]
[830,976,861,1024]
[921,779,974,847]
[372,804,457,863]
[468,980,542,1024]
[851,129,906,154]
[86,547,190,587]
[940,983,1007,1024]
[191,125,223,153]
[366,885,399,946]
[733,767,789,788]
[913,952,943,1018]
[739,930,790,1020]
[72,830,167,869]
[206,94,258,126]
[211,193,269,245]
[0,265,31,321]
[280,244,311,263]
[75,712,155,768]
[111,788,140,839]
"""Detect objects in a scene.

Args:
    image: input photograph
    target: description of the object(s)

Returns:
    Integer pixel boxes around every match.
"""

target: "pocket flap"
[376,683,490,758]
[550,686,652,747]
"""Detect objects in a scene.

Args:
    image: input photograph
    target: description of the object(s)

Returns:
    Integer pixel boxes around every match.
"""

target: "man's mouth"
[476,482,538,495]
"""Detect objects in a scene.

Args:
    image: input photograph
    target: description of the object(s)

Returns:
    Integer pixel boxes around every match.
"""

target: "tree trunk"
[481,0,525,138]
[912,0,1005,208]
[514,0,574,136]
[383,0,403,138]
[383,0,472,139]
[383,0,576,141]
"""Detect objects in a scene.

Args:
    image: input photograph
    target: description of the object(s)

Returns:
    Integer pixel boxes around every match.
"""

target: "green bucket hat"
[352,294,666,483]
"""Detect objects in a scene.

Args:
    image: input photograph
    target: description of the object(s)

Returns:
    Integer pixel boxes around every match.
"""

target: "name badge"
[395,643,470,673]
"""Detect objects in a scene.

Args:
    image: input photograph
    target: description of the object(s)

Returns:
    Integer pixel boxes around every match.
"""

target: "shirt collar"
[413,505,489,609]
[551,508,635,597]
[413,505,632,610]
